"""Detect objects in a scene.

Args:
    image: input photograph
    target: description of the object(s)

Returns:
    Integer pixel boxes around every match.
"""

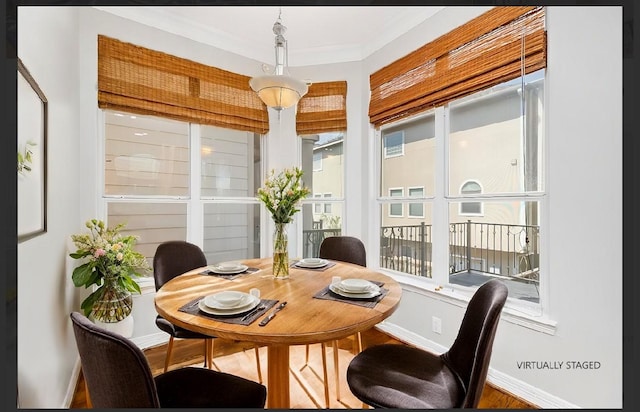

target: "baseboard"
[62,357,82,408]
[374,322,579,409]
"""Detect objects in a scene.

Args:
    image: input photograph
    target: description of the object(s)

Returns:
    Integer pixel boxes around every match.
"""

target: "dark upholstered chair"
[153,240,262,382]
[70,312,267,408]
[305,236,367,406]
[346,279,509,409]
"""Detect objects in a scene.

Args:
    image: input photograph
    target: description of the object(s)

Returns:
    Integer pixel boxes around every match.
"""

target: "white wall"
[365,6,622,408]
[16,6,82,408]
[15,5,622,409]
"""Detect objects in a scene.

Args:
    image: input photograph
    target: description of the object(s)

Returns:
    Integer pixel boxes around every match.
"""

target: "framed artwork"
[18,58,48,242]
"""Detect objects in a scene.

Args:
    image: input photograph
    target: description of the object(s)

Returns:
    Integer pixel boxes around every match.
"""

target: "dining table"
[154,256,402,409]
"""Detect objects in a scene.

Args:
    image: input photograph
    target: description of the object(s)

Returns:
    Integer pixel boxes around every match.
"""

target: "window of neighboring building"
[383,131,404,158]
[459,181,482,216]
[323,193,332,214]
[313,151,322,171]
[388,188,403,217]
[313,194,322,214]
[408,187,424,218]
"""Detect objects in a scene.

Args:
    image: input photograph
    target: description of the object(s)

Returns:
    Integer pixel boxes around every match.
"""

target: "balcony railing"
[301,220,539,287]
[378,220,539,284]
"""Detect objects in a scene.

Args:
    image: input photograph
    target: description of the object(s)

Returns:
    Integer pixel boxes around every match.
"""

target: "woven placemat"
[198,267,260,280]
[313,280,388,308]
[290,260,337,272]
[179,296,279,325]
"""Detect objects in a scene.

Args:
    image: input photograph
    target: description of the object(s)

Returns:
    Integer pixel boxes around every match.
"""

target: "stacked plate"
[198,290,259,315]
[208,262,249,275]
[295,258,329,268]
[329,278,381,299]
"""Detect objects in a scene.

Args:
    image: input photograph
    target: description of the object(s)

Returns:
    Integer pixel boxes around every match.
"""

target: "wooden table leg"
[267,344,290,408]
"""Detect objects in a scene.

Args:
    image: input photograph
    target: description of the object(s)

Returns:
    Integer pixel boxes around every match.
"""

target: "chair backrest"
[70,312,160,408]
[318,236,367,267]
[442,279,508,408]
[153,240,207,291]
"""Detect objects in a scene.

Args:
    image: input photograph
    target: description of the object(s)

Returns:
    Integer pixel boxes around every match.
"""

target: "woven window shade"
[296,81,347,135]
[369,6,546,127]
[98,35,269,134]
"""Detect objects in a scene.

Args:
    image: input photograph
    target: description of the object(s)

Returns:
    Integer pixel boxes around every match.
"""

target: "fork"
[241,305,266,321]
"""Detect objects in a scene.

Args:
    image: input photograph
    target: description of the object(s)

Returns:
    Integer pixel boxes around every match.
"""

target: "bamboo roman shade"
[296,81,347,135]
[369,6,546,127]
[98,35,269,134]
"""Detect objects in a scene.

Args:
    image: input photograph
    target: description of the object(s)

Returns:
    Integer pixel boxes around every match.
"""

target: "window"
[408,187,424,218]
[377,70,544,305]
[103,110,263,266]
[300,132,345,258]
[459,181,482,216]
[388,188,403,217]
[323,193,332,214]
[383,131,404,158]
[313,151,322,171]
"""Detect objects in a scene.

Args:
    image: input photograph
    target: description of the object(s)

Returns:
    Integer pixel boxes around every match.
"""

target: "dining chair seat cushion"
[346,344,463,409]
[154,367,266,408]
[155,315,212,340]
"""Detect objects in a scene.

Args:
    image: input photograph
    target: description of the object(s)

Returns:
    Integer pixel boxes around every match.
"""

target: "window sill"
[379,269,558,335]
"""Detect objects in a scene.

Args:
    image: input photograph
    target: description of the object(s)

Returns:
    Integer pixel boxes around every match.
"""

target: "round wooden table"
[154,257,402,409]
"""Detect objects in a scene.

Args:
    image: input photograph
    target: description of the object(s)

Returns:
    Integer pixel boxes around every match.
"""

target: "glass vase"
[272,223,290,279]
[91,275,133,323]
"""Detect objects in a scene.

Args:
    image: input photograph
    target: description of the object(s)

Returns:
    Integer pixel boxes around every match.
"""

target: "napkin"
[313,280,388,308]
[179,297,278,325]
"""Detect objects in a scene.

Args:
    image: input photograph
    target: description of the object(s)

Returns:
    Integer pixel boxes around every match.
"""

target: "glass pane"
[301,132,344,200]
[203,203,261,263]
[104,111,189,196]
[107,202,188,269]
[381,113,435,197]
[301,201,343,258]
[384,131,404,157]
[201,125,262,197]
[449,70,544,195]
[380,202,433,278]
[449,200,540,303]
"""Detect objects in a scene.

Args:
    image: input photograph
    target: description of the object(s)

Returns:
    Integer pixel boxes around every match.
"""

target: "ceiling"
[94,6,445,67]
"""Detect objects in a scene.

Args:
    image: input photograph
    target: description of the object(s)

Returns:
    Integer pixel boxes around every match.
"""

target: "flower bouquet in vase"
[257,167,311,279]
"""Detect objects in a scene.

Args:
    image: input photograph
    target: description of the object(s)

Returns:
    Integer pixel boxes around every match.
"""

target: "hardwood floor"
[70,327,537,409]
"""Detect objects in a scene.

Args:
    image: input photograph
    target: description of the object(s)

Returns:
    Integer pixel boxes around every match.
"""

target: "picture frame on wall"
[18,58,48,242]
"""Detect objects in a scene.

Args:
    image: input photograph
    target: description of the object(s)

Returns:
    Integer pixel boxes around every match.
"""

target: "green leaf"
[69,250,91,259]
[80,287,103,317]
[72,263,95,287]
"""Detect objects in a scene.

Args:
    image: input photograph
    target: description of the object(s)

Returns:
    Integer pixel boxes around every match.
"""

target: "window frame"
[458,180,484,216]
[388,187,404,217]
[408,186,425,218]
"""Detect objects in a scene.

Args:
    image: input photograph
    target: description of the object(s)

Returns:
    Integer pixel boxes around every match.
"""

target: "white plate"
[208,264,249,274]
[295,258,329,268]
[204,291,250,309]
[339,278,376,293]
[198,295,260,316]
[329,283,382,299]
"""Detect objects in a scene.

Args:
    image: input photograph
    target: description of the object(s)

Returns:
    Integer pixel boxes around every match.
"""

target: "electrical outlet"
[432,316,442,334]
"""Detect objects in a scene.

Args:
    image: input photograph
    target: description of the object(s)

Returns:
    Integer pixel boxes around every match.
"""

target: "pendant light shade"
[250,11,308,110]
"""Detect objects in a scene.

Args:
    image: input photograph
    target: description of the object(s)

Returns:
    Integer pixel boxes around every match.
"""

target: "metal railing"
[302,228,342,258]
[378,220,539,283]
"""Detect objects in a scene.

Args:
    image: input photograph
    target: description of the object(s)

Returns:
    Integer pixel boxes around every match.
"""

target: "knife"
[259,301,287,326]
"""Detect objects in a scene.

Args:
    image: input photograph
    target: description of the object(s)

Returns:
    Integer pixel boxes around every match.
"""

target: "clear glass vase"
[272,223,290,279]
[91,275,133,323]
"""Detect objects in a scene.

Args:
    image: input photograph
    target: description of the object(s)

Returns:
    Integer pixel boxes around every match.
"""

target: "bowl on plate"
[207,291,246,307]
[339,278,373,293]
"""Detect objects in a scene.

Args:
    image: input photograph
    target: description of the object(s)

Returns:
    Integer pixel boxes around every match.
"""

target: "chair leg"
[320,343,330,408]
[204,339,212,369]
[164,336,175,373]
[254,345,263,383]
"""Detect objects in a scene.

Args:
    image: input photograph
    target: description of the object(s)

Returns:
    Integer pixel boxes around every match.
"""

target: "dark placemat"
[179,296,279,325]
[198,267,260,280]
[290,260,337,272]
[313,280,388,308]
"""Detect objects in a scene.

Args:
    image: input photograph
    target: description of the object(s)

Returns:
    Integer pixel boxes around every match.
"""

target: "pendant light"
[249,10,308,111]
